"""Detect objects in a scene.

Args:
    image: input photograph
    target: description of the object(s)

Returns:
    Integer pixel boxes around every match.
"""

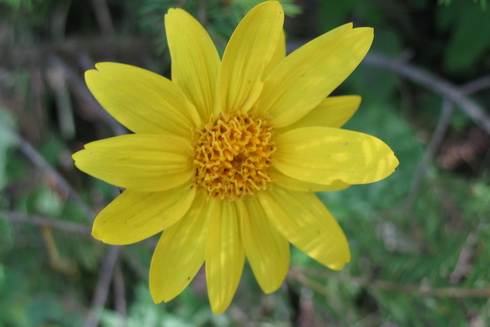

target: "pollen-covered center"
[193,113,276,199]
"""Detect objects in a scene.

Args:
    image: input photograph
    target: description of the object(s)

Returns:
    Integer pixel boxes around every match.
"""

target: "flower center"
[193,113,276,199]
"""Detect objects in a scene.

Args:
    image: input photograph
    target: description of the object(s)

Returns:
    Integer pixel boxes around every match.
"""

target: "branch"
[401,75,490,212]
[46,53,126,136]
[5,38,489,135]
[0,210,91,235]
[84,246,121,327]
[0,120,94,220]
[450,231,478,283]
[0,37,154,70]
[113,260,127,324]
[7,39,487,133]
[291,267,490,299]
[403,100,454,211]
[90,0,115,37]
[364,53,490,135]
[460,75,490,94]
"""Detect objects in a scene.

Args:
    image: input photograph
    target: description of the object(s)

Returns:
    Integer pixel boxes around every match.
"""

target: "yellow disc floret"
[193,113,276,199]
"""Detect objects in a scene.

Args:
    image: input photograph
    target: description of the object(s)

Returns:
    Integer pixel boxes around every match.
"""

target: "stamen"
[193,113,276,199]
[250,137,261,145]
[224,150,233,161]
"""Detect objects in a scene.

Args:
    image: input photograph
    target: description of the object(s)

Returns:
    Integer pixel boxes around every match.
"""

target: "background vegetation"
[0,0,489,326]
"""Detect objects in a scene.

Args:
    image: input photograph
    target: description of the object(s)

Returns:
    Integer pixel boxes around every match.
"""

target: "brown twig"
[0,120,94,220]
[364,53,490,135]
[460,75,490,94]
[7,39,487,135]
[403,100,455,211]
[450,230,479,283]
[46,53,126,136]
[4,37,488,136]
[113,260,127,325]
[0,210,91,236]
[0,37,154,70]
[287,41,490,132]
[290,267,490,299]
[84,246,121,327]
[401,75,490,212]
[90,0,115,37]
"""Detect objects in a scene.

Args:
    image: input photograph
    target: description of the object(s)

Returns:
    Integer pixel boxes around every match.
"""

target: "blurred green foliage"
[437,1,490,71]
[439,0,487,8]
[1,0,489,326]
[133,0,300,57]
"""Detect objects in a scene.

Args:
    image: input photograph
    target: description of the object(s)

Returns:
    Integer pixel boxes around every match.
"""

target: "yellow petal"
[258,186,350,269]
[165,8,220,121]
[92,183,196,245]
[72,134,194,191]
[206,200,245,314]
[85,63,200,137]
[278,95,361,132]
[263,30,286,79]
[150,191,210,303]
[275,127,399,185]
[271,169,349,192]
[251,24,373,128]
[239,197,289,293]
[219,1,284,114]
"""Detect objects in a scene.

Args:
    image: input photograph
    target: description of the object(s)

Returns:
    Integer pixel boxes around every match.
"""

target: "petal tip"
[327,261,348,271]
[91,225,102,241]
[91,223,118,244]
[71,149,87,168]
[261,282,283,294]
[391,154,400,171]
[92,62,126,73]
[84,69,97,79]
[149,287,163,304]
[84,69,99,88]
[251,0,284,19]
[71,150,81,162]
[210,301,228,315]
[93,62,107,71]
[355,26,375,40]
[85,62,117,82]
[164,7,183,20]
[149,273,165,304]
[259,0,282,9]
[327,249,351,271]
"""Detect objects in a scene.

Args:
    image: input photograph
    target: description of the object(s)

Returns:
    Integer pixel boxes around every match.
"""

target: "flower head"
[73,1,398,314]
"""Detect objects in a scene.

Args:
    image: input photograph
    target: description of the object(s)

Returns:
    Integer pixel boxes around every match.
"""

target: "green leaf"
[0,108,18,190]
[444,4,490,71]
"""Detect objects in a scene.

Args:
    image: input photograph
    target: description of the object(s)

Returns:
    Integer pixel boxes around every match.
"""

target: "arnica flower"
[73,1,398,314]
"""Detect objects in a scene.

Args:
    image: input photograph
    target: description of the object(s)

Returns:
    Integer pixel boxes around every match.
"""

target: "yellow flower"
[73,1,398,314]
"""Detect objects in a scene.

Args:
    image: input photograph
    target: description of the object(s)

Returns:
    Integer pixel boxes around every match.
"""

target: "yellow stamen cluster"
[193,113,276,199]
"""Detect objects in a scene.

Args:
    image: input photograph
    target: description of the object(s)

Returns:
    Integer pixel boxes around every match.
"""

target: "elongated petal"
[73,134,194,191]
[263,30,286,79]
[92,183,196,245]
[275,127,398,185]
[258,187,350,269]
[150,192,210,303]
[85,63,200,136]
[271,169,349,192]
[165,9,220,121]
[206,200,245,314]
[239,197,289,293]
[219,1,284,114]
[278,96,361,132]
[252,24,373,127]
